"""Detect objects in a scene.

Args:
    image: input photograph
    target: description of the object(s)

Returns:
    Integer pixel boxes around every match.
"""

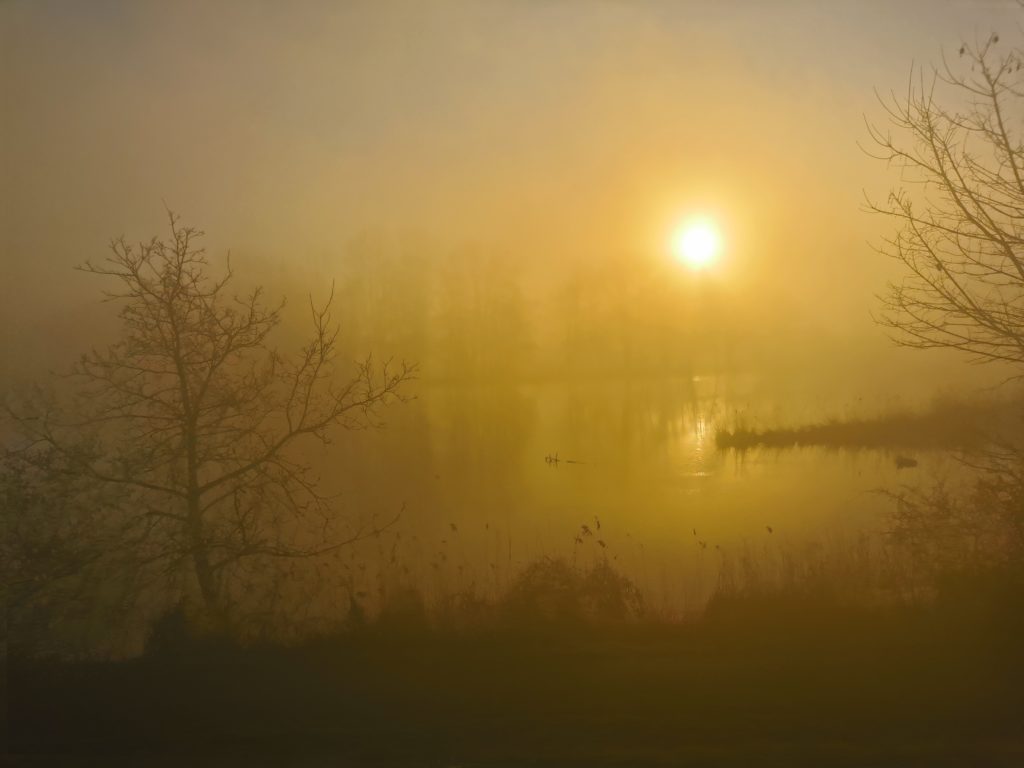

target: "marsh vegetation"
[5,3,1024,765]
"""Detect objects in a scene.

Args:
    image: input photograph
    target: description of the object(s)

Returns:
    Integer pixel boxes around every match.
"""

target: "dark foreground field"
[7,586,1024,767]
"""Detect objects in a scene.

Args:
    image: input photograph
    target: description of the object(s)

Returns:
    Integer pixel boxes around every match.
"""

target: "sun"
[671,218,721,270]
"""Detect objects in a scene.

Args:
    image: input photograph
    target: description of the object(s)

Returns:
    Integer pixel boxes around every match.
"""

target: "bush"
[498,557,643,627]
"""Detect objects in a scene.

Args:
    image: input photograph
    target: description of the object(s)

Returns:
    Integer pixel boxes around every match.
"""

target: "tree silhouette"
[5,213,414,619]
[867,35,1024,574]
[866,35,1024,368]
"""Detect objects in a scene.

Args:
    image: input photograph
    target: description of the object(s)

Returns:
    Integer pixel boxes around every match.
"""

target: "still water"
[327,373,960,612]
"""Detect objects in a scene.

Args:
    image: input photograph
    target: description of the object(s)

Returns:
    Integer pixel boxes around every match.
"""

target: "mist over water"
[3,224,1000,627]
[6,2,1024,764]
[337,370,980,602]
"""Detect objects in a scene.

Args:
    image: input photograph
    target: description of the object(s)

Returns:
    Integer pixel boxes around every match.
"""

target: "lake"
[322,372,967,615]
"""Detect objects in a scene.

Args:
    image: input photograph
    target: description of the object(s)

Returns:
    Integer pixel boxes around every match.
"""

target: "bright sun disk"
[672,219,721,270]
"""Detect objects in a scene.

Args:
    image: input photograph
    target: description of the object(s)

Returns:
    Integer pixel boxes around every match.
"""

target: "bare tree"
[866,35,1024,578]
[4,213,414,622]
[866,35,1024,369]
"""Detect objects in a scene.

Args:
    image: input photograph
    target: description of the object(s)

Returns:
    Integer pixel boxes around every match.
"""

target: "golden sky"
[2,0,1019,379]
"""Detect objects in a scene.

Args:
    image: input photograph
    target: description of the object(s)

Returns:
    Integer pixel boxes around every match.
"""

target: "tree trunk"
[187,488,218,611]
[184,417,219,614]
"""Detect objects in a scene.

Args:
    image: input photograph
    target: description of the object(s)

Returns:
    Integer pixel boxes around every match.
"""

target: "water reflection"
[325,374,955,612]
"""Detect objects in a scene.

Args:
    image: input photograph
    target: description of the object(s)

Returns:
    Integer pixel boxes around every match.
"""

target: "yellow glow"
[672,219,721,270]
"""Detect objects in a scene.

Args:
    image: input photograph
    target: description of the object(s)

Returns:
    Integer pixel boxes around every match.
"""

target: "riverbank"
[716,396,1016,452]
[9,575,1023,766]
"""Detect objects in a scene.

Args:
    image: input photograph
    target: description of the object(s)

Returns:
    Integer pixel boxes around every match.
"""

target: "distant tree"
[4,213,414,625]
[433,246,532,382]
[866,35,1024,368]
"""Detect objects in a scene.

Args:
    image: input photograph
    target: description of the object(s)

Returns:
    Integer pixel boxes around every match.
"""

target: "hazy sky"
[2,0,1020,377]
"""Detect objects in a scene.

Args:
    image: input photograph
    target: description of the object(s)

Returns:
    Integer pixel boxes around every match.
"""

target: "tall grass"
[716,395,1007,451]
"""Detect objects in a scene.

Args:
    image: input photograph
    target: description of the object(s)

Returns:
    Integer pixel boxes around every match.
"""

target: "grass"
[7,556,1024,767]
[715,396,1013,451]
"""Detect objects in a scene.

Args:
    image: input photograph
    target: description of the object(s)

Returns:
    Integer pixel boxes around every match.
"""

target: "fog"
[5,2,1024,764]
[5,1,1017,378]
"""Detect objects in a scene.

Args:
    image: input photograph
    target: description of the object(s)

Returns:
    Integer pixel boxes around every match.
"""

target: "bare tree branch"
[4,213,416,621]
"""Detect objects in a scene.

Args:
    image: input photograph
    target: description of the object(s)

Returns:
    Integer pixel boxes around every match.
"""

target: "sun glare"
[672,219,721,270]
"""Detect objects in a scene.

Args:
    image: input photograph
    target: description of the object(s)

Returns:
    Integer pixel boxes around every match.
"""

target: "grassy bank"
[715,397,1015,452]
[8,569,1024,767]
